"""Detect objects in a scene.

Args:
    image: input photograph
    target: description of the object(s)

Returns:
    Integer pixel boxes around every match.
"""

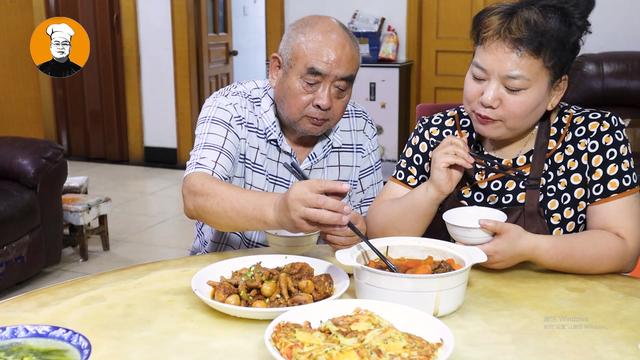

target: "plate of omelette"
[264,298,454,359]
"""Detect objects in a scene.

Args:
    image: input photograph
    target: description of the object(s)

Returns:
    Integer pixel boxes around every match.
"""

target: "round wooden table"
[1,245,638,359]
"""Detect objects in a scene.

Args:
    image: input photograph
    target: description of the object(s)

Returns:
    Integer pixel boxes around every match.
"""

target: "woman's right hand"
[427,136,475,199]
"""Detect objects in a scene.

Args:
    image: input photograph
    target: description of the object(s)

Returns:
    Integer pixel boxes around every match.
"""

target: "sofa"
[563,51,640,167]
[0,137,68,291]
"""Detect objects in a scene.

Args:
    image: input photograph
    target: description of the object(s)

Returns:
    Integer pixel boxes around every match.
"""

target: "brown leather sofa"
[0,137,68,291]
[563,51,640,167]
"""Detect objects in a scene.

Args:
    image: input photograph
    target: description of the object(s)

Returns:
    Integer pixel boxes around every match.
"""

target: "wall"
[581,0,640,54]
[232,0,267,81]
[137,0,177,149]
[284,0,407,61]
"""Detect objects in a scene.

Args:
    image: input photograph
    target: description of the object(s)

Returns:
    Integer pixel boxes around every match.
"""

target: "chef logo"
[30,17,90,78]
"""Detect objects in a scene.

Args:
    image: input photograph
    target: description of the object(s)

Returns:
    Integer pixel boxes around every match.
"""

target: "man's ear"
[268,53,283,87]
[547,75,569,111]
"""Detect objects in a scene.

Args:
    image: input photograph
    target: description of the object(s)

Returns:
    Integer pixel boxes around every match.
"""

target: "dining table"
[1,244,638,359]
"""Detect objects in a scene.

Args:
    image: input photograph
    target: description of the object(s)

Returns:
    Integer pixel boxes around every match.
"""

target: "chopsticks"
[283,161,399,273]
[431,139,528,179]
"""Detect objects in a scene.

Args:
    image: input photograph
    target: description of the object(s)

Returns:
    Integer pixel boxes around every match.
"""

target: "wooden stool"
[63,176,89,194]
[62,194,112,261]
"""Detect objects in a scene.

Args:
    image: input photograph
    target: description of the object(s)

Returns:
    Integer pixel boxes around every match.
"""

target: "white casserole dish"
[335,237,487,317]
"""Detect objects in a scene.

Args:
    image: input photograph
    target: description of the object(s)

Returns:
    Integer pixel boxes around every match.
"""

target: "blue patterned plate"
[0,324,91,360]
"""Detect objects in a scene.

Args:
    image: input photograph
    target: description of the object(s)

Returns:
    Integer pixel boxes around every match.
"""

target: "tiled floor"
[0,161,195,301]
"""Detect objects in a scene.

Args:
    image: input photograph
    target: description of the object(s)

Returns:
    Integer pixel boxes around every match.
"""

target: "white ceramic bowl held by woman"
[335,237,487,317]
[442,206,507,245]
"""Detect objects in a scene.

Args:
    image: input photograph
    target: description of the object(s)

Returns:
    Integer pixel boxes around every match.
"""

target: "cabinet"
[352,61,412,162]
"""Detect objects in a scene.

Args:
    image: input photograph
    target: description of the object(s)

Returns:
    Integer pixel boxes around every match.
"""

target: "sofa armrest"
[0,137,65,189]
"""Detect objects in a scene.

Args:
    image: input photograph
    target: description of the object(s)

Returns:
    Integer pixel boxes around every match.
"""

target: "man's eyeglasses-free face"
[51,41,70,48]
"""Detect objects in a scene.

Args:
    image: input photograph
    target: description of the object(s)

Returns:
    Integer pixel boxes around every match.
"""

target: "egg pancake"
[271,308,442,360]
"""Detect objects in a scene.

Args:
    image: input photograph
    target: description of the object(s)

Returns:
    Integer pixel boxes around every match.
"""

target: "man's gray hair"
[277,16,360,70]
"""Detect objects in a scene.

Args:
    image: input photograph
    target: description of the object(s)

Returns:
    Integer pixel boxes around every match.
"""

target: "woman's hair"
[471,0,595,82]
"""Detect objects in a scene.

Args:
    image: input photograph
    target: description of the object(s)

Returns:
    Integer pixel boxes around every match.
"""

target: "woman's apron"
[424,115,551,240]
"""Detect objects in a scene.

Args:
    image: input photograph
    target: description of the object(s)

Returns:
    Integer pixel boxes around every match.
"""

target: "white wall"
[137,0,177,149]
[232,0,267,81]
[284,0,407,61]
[581,0,640,54]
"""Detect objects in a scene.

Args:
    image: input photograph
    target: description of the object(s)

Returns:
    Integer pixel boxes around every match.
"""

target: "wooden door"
[419,0,500,103]
[48,0,128,161]
[197,0,234,105]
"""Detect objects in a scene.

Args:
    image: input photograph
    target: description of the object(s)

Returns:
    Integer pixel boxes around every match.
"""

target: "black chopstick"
[283,161,399,273]
[470,152,528,178]
[282,162,302,182]
[431,139,527,179]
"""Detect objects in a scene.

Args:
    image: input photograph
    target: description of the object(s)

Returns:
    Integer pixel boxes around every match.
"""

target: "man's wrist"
[269,192,285,229]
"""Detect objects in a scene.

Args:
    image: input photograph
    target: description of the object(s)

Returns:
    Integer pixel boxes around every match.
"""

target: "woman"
[366,0,640,274]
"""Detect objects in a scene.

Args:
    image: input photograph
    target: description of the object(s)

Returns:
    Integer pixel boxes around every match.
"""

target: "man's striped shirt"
[185,80,383,253]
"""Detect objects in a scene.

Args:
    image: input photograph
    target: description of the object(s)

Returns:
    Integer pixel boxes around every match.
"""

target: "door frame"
[265,0,284,59]
[406,0,421,130]
[33,0,56,142]
[172,0,200,166]
[172,0,283,166]
[120,0,144,163]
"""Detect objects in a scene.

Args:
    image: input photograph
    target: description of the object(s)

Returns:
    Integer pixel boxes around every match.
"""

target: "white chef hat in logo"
[46,23,75,42]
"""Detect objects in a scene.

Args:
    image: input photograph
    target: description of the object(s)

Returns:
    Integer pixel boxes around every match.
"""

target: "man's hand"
[321,211,366,249]
[275,179,351,233]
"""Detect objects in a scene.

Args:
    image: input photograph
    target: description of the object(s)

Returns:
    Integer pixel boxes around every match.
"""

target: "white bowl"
[264,299,454,359]
[443,206,507,245]
[264,230,320,255]
[335,237,487,317]
[191,254,349,320]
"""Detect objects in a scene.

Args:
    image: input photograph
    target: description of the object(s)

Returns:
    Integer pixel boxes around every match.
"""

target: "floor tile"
[66,161,101,174]
[60,239,189,274]
[106,211,174,239]
[120,214,195,250]
[113,186,184,218]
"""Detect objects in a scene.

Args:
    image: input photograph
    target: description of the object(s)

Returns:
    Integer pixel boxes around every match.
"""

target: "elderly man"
[38,23,81,78]
[183,15,383,253]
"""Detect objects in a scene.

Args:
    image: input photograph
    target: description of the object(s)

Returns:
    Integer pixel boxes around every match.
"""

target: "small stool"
[63,176,89,194]
[62,194,112,261]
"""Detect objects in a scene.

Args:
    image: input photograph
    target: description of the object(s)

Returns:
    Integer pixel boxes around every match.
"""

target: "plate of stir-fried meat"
[191,255,349,319]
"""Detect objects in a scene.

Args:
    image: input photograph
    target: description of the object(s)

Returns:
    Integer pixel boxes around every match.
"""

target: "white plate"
[191,254,350,320]
[264,298,454,359]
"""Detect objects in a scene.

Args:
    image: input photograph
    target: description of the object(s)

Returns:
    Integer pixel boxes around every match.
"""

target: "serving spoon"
[283,161,399,273]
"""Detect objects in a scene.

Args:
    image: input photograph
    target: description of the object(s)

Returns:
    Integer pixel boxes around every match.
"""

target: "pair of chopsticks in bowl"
[283,161,399,273]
